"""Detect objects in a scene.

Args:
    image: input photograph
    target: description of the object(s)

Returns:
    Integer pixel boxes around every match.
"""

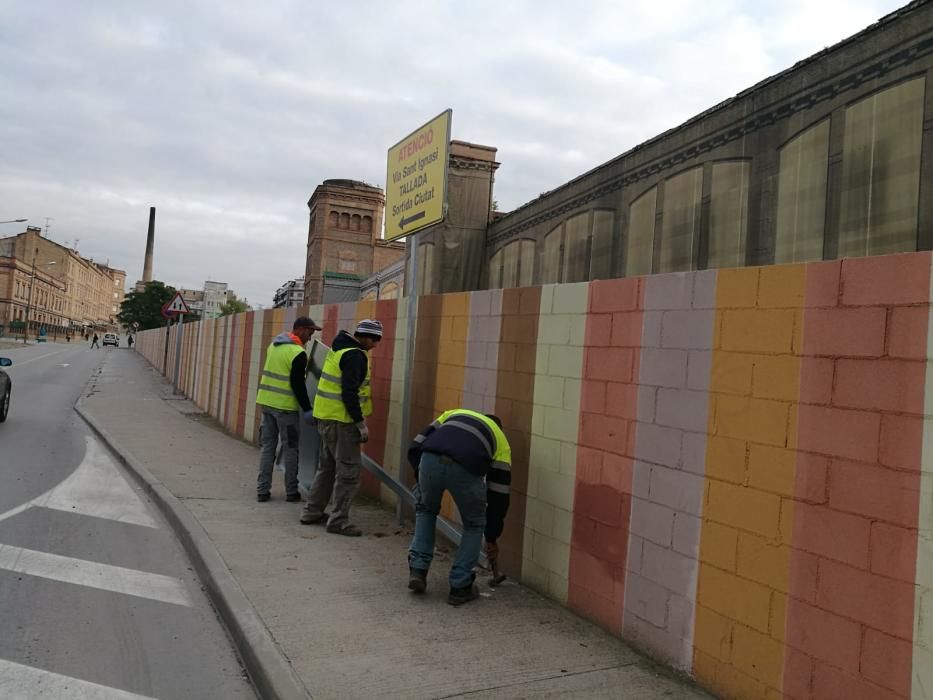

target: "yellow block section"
[435,293,469,520]
[694,265,804,696]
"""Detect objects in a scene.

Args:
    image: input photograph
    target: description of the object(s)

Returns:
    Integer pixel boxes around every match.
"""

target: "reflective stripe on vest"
[312,347,371,423]
[256,342,305,411]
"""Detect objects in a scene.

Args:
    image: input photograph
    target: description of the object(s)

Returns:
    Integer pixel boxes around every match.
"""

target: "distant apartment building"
[0,227,126,336]
[202,280,230,320]
[177,288,205,319]
[273,277,304,308]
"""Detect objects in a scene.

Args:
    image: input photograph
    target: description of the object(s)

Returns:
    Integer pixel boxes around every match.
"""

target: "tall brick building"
[303,179,405,305]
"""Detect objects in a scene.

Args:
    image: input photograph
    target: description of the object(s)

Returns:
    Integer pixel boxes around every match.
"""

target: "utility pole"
[23,247,37,343]
[44,217,54,237]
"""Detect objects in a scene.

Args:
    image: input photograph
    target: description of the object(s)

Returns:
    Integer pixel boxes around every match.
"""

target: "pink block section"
[570,278,643,636]
[785,254,928,699]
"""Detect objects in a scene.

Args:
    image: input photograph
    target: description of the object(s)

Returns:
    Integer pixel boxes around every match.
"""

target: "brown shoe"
[326,523,362,537]
[299,513,327,525]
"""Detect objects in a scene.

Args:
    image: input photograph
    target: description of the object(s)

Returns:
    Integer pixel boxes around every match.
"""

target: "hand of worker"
[485,541,499,561]
[356,421,369,443]
[302,410,315,426]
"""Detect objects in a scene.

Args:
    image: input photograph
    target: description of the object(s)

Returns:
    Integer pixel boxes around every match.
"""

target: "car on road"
[0,357,11,422]
[102,333,119,347]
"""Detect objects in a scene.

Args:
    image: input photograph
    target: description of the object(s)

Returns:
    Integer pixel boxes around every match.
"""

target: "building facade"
[202,281,230,320]
[0,227,126,336]
[177,288,205,319]
[303,179,405,305]
[273,277,305,308]
[480,1,933,289]
[360,258,403,301]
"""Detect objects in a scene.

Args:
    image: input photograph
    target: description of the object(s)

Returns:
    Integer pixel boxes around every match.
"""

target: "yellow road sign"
[384,109,451,241]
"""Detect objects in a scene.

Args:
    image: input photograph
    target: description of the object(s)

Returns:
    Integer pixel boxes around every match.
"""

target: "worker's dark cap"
[293,316,323,331]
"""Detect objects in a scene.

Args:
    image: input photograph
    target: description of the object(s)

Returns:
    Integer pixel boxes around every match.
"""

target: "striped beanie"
[355,319,383,338]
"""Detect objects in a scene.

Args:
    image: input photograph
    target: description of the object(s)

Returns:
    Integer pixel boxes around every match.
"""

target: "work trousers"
[408,452,486,588]
[256,407,300,497]
[303,419,362,528]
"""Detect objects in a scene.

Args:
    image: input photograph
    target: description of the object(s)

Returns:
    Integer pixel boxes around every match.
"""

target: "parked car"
[102,333,119,347]
[0,357,11,422]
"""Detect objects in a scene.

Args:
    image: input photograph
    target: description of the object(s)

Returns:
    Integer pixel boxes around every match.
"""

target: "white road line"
[0,544,192,607]
[0,657,157,700]
[0,436,157,529]
[2,349,69,367]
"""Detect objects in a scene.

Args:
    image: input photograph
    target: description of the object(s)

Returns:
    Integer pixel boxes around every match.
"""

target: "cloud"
[0,0,907,306]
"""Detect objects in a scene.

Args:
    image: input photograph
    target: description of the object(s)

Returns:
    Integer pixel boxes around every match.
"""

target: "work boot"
[447,583,479,606]
[299,512,327,525]
[326,523,362,537]
[408,567,428,593]
[285,493,302,502]
[257,493,270,503]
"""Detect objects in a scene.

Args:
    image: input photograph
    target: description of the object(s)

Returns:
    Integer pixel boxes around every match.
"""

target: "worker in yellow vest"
[255,316,321,503]
[301,319,383,536]
[406,409,511,606]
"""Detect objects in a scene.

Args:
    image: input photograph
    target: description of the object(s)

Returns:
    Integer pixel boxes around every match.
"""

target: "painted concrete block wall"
[135,252,933,700]
[523,283,587,603]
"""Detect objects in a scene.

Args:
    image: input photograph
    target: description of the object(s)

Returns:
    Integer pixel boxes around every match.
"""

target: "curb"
[75,399,312,700]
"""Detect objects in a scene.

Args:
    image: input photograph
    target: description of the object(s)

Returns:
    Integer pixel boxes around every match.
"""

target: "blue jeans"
[408,452,486,588]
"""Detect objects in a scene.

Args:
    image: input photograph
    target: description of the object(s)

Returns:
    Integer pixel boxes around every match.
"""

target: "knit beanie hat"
[355,319,383,338]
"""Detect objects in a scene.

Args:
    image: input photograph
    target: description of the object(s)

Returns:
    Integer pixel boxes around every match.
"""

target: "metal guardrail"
[299,338,479,561]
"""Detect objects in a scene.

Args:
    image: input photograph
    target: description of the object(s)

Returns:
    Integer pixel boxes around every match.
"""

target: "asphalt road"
[0,342,254,699]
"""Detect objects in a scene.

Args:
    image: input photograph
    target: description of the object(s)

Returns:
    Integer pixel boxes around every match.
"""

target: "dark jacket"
[408,409,512,543]
[332,330,369,424]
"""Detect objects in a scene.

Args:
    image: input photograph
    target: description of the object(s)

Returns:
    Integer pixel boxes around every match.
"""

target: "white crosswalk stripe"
[0,544,192,607]
[0,657,157,700]
[0,435,192,607]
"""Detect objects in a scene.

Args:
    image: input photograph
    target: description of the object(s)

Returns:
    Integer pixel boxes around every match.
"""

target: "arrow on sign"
[399,210,426,230]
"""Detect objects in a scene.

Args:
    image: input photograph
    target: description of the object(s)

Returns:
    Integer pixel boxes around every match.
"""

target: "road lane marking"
[0,436,157,529]
[0,544,192,607]
[2,349,69,367]
[0,657,157,699]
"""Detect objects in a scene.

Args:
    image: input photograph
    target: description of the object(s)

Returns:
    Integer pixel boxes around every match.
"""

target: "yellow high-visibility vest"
[312,347,371,423]
[256,341,305,411]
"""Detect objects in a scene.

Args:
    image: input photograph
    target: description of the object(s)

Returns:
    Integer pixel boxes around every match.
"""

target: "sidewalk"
[79,350,709,700]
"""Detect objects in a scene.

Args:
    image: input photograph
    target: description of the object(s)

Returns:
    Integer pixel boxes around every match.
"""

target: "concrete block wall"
[135,252,933,700]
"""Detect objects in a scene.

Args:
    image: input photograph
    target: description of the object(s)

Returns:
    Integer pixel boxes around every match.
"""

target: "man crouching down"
[406,409,511,606]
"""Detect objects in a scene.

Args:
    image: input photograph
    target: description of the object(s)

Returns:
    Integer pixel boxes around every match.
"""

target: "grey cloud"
[0,0,906,306]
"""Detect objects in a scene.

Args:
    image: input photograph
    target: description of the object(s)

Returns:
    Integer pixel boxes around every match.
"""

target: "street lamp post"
[23,247,56,343]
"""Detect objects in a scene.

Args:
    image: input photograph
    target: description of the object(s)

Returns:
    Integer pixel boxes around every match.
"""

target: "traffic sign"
[164,292,190,315]
[384,109,451,241]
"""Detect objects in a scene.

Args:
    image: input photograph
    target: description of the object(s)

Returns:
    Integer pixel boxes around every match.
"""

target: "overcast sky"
[0,0,907,306]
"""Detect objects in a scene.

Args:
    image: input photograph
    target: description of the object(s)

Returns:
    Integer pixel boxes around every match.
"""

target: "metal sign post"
[161,292,191,388]
[173,313,184,394]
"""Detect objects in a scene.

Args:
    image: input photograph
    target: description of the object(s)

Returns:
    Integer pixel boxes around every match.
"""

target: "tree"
[219,293,249,317]
[116,281,176,331]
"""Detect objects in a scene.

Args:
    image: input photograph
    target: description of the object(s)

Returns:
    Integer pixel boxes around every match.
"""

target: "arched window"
[500,239,535,288]
[775,121,829,264]
[340,213,350,229]
[351,214,361,232]
[838,77,925,258]
[626,188,657,276]
[380,281,399,300]
[659,167,702,273]
[541,224,563,284]
[328,211,339,227]
[363,216,373,233]
[563,213,589,283]
[709,161,750,268]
